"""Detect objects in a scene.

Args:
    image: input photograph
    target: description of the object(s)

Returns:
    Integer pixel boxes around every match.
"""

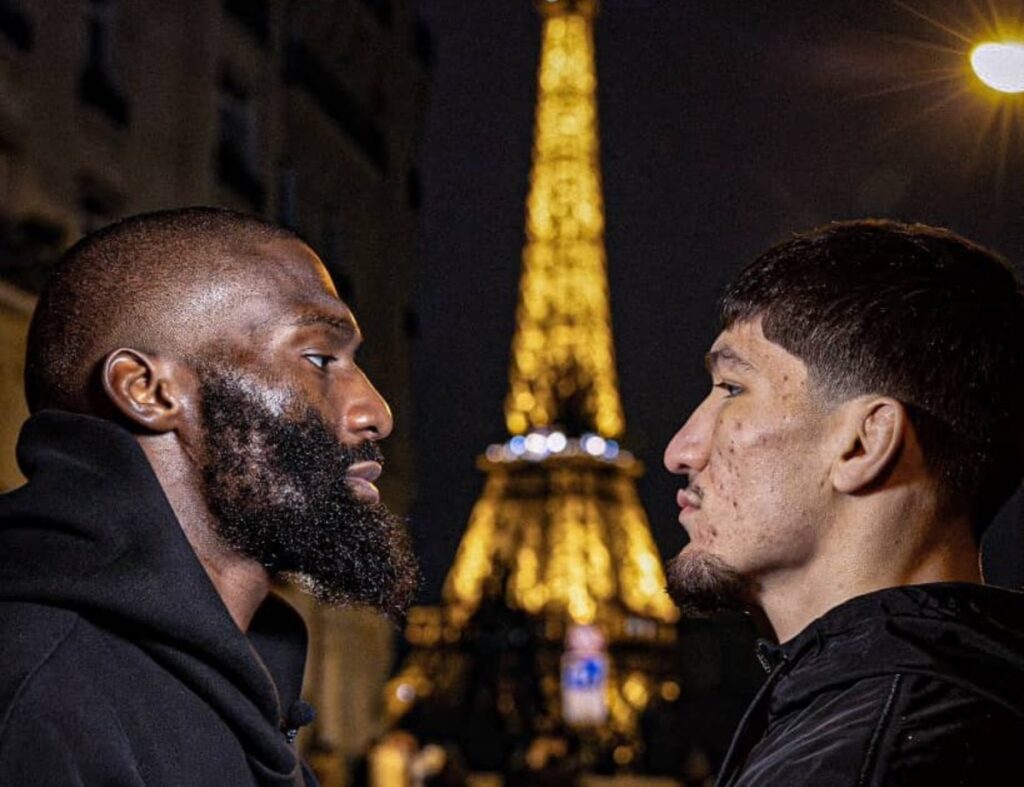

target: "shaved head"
[25,207,297,413]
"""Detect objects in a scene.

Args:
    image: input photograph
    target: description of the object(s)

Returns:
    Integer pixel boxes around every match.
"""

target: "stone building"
[0,1,429,782]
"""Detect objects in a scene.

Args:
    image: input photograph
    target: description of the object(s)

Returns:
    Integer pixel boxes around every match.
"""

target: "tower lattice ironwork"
[388,0,679,774]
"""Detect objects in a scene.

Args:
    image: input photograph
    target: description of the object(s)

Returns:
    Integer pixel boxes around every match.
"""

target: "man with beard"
[0,207,419,785]
[663,220,1024,786]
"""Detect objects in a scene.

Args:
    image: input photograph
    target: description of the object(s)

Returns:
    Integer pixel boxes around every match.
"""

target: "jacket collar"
[764,583,1024,719]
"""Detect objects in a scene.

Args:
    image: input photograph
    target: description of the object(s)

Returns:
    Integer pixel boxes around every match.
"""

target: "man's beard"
[666,546,750,618]
[195,364,420,620]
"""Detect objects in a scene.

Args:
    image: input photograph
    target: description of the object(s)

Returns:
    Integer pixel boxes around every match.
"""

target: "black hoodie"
[0,411,319,786]
[717,583,1024,786]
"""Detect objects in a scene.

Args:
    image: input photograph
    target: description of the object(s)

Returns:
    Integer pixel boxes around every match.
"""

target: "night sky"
[408,0,1024,601]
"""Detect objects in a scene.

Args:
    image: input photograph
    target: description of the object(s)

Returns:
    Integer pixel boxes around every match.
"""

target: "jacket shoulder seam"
[856,672,902,787]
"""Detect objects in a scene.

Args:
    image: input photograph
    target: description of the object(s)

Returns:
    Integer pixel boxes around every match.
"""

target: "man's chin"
[268,503,421,622]
[666,546,749,618]
[277,568,416,621]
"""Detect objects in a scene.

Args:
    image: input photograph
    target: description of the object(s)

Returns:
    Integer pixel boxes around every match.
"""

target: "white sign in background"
[561,624,609,726]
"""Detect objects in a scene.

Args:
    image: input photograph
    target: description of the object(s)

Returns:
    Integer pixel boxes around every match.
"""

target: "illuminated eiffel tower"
[388,0,678,774]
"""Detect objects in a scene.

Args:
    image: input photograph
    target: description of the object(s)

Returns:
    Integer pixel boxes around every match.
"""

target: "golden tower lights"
[388,0,679,772]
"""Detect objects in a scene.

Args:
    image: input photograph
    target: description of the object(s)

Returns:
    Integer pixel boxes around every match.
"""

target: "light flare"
[971,41,1024,93]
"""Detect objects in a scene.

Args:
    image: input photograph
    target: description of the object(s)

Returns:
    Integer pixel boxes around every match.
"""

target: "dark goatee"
[666,547,750,618]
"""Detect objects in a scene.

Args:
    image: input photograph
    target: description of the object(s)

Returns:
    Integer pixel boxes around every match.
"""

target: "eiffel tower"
[388,0,679,774]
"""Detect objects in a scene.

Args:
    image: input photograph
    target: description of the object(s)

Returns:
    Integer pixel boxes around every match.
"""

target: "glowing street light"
[970,42,1024,94]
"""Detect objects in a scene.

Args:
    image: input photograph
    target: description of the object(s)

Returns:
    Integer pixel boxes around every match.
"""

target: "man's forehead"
[193,249,359,338]
[241,239,339,296]
[706,318,804,375]
[707,321,761,369]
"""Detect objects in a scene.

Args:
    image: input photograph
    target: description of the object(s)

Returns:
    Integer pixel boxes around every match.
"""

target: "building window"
[406,167,421,210]
[0,216,65,295]
[77,173,124,237]
[320,209,354,303]
[0,1,32,52]
[78,0,130,126]
[321,209,342,267]
[276,165,298,230]
[216,74,265,209]
[413,17,433,68]
[223,0,269,45]
[283,41,388,174]
[0,147,12,207]
[403,307,419,340]
[78,196,112,236]
[358,0,392,28]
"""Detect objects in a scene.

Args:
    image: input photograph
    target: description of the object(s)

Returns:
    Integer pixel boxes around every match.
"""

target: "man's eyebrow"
[704,347,757,374]
[289,313,359,338]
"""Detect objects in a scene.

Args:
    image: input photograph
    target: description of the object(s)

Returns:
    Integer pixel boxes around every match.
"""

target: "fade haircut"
[26,207,297,414]
[722,219,1024,532]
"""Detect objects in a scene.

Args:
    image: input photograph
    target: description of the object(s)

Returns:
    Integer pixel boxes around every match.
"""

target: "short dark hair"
[722,219,1024,531]
[26,207,297,414]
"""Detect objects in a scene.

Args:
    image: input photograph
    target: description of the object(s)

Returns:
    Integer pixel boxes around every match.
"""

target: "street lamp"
[970,42,1024,94]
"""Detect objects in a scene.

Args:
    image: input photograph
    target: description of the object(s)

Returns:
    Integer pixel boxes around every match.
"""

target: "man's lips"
[346,461,383,504]
[676,488,702,516]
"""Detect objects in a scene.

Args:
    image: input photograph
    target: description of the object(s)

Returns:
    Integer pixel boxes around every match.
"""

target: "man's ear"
[832,397,907,494]
[101,348,187,433]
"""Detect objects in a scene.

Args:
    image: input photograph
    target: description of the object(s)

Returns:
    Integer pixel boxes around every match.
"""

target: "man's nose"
[343,370,393,442]
[663,400,712,477]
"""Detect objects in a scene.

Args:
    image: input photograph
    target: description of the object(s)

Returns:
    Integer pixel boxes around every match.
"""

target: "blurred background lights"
[582,434,606,457]
[971,42,1024,93]
[509,435,527,455]
[524,432,548,455]
[395,683,416,703]
[603,440,619,460]
[546,431,567,452]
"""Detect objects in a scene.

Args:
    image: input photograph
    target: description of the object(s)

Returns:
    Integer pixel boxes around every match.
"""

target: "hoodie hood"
[0,410,309,785]
[760,582,1024,720]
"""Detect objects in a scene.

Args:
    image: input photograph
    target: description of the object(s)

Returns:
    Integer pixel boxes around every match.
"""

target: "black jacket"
[0,411,319,786]
[718,583,1024,786]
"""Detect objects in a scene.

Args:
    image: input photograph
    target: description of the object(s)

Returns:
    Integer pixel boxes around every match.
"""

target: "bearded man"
[664,220,1024,786]
[0,207,419,785]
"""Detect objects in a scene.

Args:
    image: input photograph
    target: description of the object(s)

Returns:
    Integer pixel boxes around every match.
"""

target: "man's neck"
[759,498,981,643]
[138,434,270,631]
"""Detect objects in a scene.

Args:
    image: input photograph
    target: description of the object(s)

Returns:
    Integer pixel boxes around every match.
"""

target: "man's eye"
[304,354,334,370]
[714,382,743,398]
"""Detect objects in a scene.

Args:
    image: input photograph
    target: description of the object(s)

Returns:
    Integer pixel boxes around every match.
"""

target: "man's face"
[662,318,835,615]
[187,239,419,617]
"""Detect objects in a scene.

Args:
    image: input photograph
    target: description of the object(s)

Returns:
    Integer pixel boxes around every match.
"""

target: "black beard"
[194,364,420,620]
[665,547,750,618]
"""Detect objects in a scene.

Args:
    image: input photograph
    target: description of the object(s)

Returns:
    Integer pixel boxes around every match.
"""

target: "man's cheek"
[710,439,743,484]
[705,468,744,540]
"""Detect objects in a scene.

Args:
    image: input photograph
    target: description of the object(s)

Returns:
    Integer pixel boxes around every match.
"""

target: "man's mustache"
[343,440,384,467]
